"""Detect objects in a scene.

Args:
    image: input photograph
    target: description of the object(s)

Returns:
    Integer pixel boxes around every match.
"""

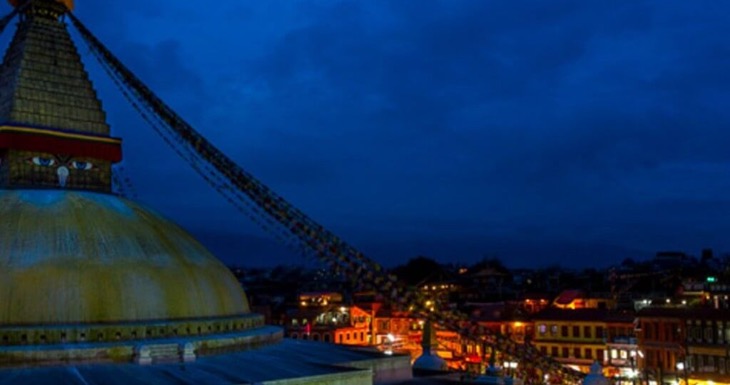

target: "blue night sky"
[3,1,729,268]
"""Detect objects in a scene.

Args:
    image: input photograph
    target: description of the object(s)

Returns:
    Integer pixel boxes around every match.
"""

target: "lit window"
[611,349,618,359]
[538,324,547,335]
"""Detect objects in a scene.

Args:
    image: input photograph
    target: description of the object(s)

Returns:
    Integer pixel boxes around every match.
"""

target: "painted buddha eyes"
[30,157,94,171]
[32,156,56,167]
[70,161,93,170]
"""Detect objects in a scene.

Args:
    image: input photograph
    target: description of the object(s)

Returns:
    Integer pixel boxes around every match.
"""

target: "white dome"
[413,351,448,372]
[582,362,610,385]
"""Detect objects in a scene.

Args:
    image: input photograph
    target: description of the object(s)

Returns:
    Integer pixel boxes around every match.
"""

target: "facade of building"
[604,312,639,382]
[684,308,730,385]
[285,294,373,346]
[636,308,687,385]
[532,308,608,373]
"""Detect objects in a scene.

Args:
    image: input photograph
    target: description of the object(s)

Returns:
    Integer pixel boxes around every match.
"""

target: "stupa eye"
[31,156,56,167]
[70,161,93,171]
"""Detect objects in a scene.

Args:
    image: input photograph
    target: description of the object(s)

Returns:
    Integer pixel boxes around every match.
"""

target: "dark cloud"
[2,0,728,267]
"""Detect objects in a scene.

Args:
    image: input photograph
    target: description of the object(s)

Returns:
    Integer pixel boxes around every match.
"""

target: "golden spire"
[7,0,75,12]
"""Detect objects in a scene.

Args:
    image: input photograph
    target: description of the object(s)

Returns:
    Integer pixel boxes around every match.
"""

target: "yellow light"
[301,301,307,306]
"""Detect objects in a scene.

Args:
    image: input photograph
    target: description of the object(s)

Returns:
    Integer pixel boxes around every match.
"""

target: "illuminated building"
[683,308,730,385]
[604,312,640,383]
[286,293,372,345]
[532,308,610,373]
[636,307,687,385]
[552,290,616,310]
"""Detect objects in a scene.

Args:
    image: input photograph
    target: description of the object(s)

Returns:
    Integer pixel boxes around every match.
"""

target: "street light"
[503,361,518,377]
[628,368,638,385]
[628,354,638,385]
[676,362,688,385]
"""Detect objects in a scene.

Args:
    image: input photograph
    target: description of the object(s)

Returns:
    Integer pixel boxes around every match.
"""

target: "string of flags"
[69,11,583,383]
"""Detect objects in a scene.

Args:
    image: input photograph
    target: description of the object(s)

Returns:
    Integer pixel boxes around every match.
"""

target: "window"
[585,348,592,359]
[562,347,569,358]
[552,347,558,357]
[551,325,558,335]
[596,326,604,338]
[573,326,580,338]
[693,326,702,340]
[705,327,714,343]
[597,349,604,362]
[561,326,568,337]
[540,346,547,354]
[611,349,618,359]
[620,350,628,359]
[717,322,724,343]
[538,324,547,335]
[584,326,592,338]
[574,348,581,358]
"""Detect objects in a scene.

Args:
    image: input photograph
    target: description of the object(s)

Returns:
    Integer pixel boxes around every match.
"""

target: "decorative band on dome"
[0,125,122,162]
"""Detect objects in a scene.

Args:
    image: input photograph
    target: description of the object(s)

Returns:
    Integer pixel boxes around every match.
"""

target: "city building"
[636,307,686,385]
[285,292,372,345]
[684,308,730,385]
[532,308,608,373]
[604,312,639,383]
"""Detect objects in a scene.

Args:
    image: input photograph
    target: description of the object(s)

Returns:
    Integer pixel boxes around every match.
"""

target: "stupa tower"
[0,0,119,191]
[0,1,411,383]
[0,0,270,365]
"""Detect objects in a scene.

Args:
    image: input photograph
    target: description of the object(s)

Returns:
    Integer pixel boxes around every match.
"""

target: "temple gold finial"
[7,0,74,11]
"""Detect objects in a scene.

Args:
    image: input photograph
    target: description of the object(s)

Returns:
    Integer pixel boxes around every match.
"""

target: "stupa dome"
[0,189,249,326]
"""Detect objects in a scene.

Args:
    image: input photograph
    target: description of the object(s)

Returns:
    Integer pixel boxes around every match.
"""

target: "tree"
[392,256,447,286]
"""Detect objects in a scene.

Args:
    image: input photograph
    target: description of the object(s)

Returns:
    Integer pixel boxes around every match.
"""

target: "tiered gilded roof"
[0,5,109,134]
